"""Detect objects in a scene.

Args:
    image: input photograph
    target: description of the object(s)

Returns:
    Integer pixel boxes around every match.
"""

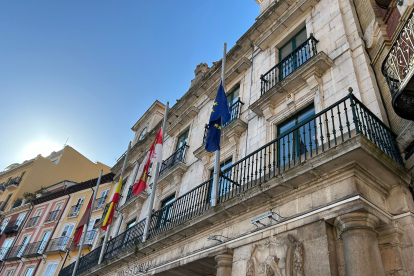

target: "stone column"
[214,253,233,276]
[334,212,385,276]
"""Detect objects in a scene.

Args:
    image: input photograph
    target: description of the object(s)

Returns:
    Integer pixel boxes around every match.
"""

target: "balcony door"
[0,218,10,234]
[15,213,26,228]
[209,158,233,201]
[38,231,51,253]
[0,238,14,260]
[279,28,308,79]
[174,129,189,164]
[278,105,316,166]
[17,235,31,257]
[157,194,175,229]
[58,224,74,246]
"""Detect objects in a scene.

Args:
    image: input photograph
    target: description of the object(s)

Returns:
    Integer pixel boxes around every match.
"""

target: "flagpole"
[99,141,131,264]
[142,102,169,242]
[212,43,227,207]
[72,170,103,276]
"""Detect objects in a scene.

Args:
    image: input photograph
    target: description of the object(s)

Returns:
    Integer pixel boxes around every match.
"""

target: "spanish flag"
[133,128,163,196]
[101,177,122,231]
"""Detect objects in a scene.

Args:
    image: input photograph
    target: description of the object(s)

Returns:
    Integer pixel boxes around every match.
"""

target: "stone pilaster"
[334,212,385,276]
[214,252,233,276]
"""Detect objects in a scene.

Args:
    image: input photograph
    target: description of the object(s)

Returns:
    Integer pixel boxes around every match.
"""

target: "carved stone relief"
[246,235,304,276]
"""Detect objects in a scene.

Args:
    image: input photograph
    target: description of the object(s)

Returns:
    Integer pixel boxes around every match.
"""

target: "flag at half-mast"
[205,81,231,152]
[71,194,93,249]
[133,128,163,196]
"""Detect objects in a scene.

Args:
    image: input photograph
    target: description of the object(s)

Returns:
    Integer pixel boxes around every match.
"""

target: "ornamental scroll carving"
[246,235,304,276]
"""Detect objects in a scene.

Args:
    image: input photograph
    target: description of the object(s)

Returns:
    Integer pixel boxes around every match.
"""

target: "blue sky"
[0,1,258,170]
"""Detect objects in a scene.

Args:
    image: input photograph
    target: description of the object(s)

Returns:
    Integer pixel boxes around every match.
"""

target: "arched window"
[138,127,147,141]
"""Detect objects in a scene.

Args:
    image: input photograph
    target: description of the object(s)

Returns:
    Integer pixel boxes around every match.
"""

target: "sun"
[22,141,63,161]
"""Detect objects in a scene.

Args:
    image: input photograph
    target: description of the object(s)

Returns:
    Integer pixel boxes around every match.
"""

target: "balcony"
[21,241,47,258]
[26,216,40,228]
[70,93,405,276]
[58,262,75,276]
[45,210,60,223]
[5,177,22,190]
[73,245,102,276]
[382,10,414,120]
[159,144,189,176]
[43,237,71,254]
[92,197,107,211]
[80,230,97,247]
[3,220,21,235]
[4,244,25,261]
[0,247,10,261]
[67,204,82,218]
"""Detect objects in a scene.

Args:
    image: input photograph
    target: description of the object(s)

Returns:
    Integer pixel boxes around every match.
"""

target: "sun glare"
[22,141,63,161]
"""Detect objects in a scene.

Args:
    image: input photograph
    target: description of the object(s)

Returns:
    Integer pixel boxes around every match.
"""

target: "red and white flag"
[133,128,163,196]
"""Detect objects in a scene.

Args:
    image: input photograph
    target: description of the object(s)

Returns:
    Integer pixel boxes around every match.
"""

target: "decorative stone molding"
[249,52,333,117]
[166,106,199,137]
[215,252,234,276]
[334,212,380,236]
[377,221,404,249]
[153,163,188,197]
[246,235,304,276]
[193,144,213,164]
[396,121,414,153]
[191,62,209,88]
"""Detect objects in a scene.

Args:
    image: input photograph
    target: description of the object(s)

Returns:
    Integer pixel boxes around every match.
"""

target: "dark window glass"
[176,129,189,150]
[279,28,308,79]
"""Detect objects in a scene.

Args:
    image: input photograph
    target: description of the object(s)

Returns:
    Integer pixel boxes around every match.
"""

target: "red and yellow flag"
[133,128,163,196]
[101,177,122,231]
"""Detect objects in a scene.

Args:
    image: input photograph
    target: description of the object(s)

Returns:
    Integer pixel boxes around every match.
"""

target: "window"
[15,213,26,227]
[43,263,58,276]
[18,235,31,257]
[58,224,74,246]
[0,238,14,260]
[138,127,147,141]
[126,220,136,229]
[279,28,308,79]
[176,129,189,150]
[210,158,233,198]
[38,231,51,253]
[5,270,13,276]
[0,218,10,234]
[226,86,240,107]
[23,268,34,276]
[277,105,316,165]
[157,194,175,229]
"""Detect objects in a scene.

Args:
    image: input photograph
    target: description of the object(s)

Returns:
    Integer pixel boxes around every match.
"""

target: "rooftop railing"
[26,216,40,228]
[44,237,71,253]
[260,34,318,96]
[67,204,83,218]
[203,99,244,144]
[159,144,189,176]
[45,210,61,223]
[69,93,404,275]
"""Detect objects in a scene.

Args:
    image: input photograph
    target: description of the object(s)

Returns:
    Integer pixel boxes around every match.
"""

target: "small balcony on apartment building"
[45,210,60,223]
[0,247,10,261]
[21,241,48,258]
[67,204,83,218]
[119,184,149,213]
[92,196,107,211]
[4,176,22,191]
[3,220,20,235]
[25,216,40,228]
[43,237,72,254]
[4,244,25,261]
[58,245,103,276]
[382,9,414,120]
[70,92,407,276]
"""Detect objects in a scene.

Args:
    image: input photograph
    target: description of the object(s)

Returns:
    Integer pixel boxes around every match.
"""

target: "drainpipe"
[0,203,34,274]
[244,45,255,156]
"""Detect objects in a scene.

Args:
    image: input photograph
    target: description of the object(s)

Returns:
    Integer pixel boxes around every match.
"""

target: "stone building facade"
[64,0,414,276]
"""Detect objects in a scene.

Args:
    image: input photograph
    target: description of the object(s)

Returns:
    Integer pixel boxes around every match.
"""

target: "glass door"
[158,194,175,229]
[18,235,31,257]
[58,224,74,247]
[38,231,51,253]
[279,28,308,79]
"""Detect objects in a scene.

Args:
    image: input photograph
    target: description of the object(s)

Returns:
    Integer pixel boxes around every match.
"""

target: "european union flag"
[205,81,231,152]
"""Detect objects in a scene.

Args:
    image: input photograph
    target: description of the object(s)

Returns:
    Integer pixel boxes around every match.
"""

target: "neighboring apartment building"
[47,174,115,276]
[0,174,115,276]
[61,1,414,276]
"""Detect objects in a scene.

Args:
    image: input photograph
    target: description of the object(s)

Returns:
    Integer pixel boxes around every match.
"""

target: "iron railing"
[92,197,107,211]
[75,245,102,275]
[102,219,146,262]
[67,204,83,218]
[21,241,48,257]
[3,220,19,235]
[26,216,40,228]
[45,210,61,222]
[44,237,71,253]
[74,94,404,271]
[381,10,414,119]
[203,99,244,144]
[125,185,135,203]
[159,144,189,176]
[5,177,22,188]
[0,247,10,261]
[260,34,318,96]
[4,244,26,260]
[58,262,75,276]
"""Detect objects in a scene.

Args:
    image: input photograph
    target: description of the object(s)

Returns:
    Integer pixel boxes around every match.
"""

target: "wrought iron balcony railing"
[45,210,61,222]
[5,177,22,189]
[67,204,83,218]
[125,185,135,204]
[159,144,189,176]
[71,93,404,274]
[0,247,10,261]
[203,99,244,144]
[4,244,26,260]
[21,241,48,257]
[260,34,318,96]
[75,245,102,275]
[26,216,40,228]
[3,220,21,235]
[58,262,75,276]
[382,10,414,120]
[44,237,71,253]
[92,197,107,211]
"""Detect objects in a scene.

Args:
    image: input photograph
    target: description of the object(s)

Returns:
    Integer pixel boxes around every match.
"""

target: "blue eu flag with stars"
[205,81,231,152]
